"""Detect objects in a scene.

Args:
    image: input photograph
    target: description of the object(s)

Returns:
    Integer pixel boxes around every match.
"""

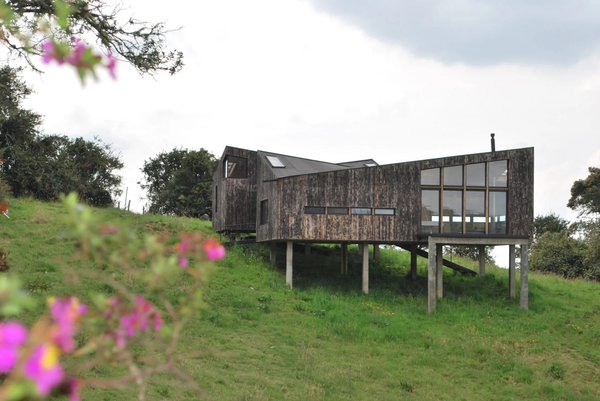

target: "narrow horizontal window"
[374,208,394,216]
[328,207,349,215]
[266,155,285,168]
[365,163,377,167]
[351,207,371,215]
[305,206,325,214]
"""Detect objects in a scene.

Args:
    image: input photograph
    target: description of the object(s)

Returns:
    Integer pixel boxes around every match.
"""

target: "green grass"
[2,198,600,400]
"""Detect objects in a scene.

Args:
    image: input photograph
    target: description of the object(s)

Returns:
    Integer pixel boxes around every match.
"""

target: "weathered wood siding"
[212,147,257,233]
[256,155,278,241]
[260,147,533,242]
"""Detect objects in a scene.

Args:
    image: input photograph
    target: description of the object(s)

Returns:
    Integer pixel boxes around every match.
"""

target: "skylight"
[267,155,285,168]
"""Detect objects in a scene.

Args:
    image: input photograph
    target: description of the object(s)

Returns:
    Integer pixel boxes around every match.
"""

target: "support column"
[478,245,486,277]
[358,243,364,257]
[235,232,241,242]
[270,242,277,266]
[520,244,529,310]
[286,241,293,289]
[362,243,369,294]
[341,243,348,275]
[427,237,436,313]
[508,245,516,298]
[436,244,443,299]
[305,243,311,255]
[410,244,418,281]
[373,244,380,260]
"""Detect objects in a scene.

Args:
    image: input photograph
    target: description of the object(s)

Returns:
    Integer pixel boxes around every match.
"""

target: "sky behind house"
[20,0,600,264]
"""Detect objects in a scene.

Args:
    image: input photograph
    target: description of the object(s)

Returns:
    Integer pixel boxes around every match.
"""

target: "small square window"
[266,155,285,168]
[328,207,349,215]
[421,168,440,186]
[225,156,248,178]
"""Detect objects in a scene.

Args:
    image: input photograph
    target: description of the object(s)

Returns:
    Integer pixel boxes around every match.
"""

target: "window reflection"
[443,166,463,186]
[466,163,485,187]
[442,190,462,233]
[421,168,440,185]
[465,191,485,233]
[489,160,508,187]
[488,191,507,234]
[421,190,440,233]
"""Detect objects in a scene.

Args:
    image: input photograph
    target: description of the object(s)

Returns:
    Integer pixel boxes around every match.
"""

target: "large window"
[421,160,508,234]
[225,156,248,178]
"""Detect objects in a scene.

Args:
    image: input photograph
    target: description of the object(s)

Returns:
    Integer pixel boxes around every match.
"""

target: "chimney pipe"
[490,133,496,153]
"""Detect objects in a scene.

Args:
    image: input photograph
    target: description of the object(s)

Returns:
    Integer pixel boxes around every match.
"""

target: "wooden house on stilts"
[212,144,534,312]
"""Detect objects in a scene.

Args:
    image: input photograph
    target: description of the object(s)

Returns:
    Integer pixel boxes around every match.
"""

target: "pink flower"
[0,322,27,373]
[41,40,64,65]
[107,50,116,79]
[69,378,83,401]
[203,238,226,261]
[24,343,64,396]
[179,256,189,268]
[48,297,87,353]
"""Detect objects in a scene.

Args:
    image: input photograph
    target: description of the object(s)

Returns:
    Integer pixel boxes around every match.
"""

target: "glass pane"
[444,166,463,186]
[489,160,508,187]
[466,163,485,187]
[443,190,463,233]
[374,208,394,215]
[421,168,440,186]
[305,206,325,215]
[465,191,485,233]
[328,207,349,215]
[225,156,248,178]
[489,191,507,234]
[421,190,439,233]
[351,208,371,215]
[266,155,285,168]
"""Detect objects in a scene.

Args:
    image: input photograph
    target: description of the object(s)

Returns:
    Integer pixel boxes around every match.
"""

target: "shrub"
[0,179,11,203]
[531,232,588,279]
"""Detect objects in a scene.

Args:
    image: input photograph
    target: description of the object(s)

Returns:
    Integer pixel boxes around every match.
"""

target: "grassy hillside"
[2,198,600,400]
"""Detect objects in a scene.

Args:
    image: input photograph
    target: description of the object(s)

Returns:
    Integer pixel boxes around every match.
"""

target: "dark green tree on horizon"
[0,65,123,206]
[140,148,218,218]
[568,167,600,216]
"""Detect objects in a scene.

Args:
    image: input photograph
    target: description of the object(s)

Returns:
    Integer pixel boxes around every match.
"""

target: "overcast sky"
[20,0,600,263]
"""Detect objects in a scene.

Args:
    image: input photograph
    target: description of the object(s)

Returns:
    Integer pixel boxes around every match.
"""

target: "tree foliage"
[530,232,599,280]
[0,65,123,206]
[444,246,496,264]
[568,167,600,216]
[140,148,218,218]
[3,0,184,75]
[533,212,570,239]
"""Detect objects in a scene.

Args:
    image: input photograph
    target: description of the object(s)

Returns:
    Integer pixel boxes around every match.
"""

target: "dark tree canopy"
[0,65,123,206]
[140,148,218,218]
[533,212,570,239]
[3,0,184,75]
[568,167,600,216]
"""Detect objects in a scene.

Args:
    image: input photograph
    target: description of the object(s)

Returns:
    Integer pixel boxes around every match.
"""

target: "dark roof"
[257,151,378,179]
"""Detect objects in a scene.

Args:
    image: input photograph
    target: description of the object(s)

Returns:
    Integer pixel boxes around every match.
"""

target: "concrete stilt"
[428,237,436,313]
[235,232,241,242]
[362,243,369,294]
[436,244,443,299]
[478,245,486,277]
[520,244,529,310]
[358,243,364,257]
[270,242,277,266]
[286,241,293,289]
[373,244,380,260]
[509,245,516,298]
[410,244,418,281]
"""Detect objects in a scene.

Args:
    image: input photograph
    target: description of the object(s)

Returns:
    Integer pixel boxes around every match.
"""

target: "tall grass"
[2,198,600,400]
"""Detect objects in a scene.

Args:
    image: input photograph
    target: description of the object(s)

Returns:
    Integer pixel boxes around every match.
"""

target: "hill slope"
[2,198,600,400]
